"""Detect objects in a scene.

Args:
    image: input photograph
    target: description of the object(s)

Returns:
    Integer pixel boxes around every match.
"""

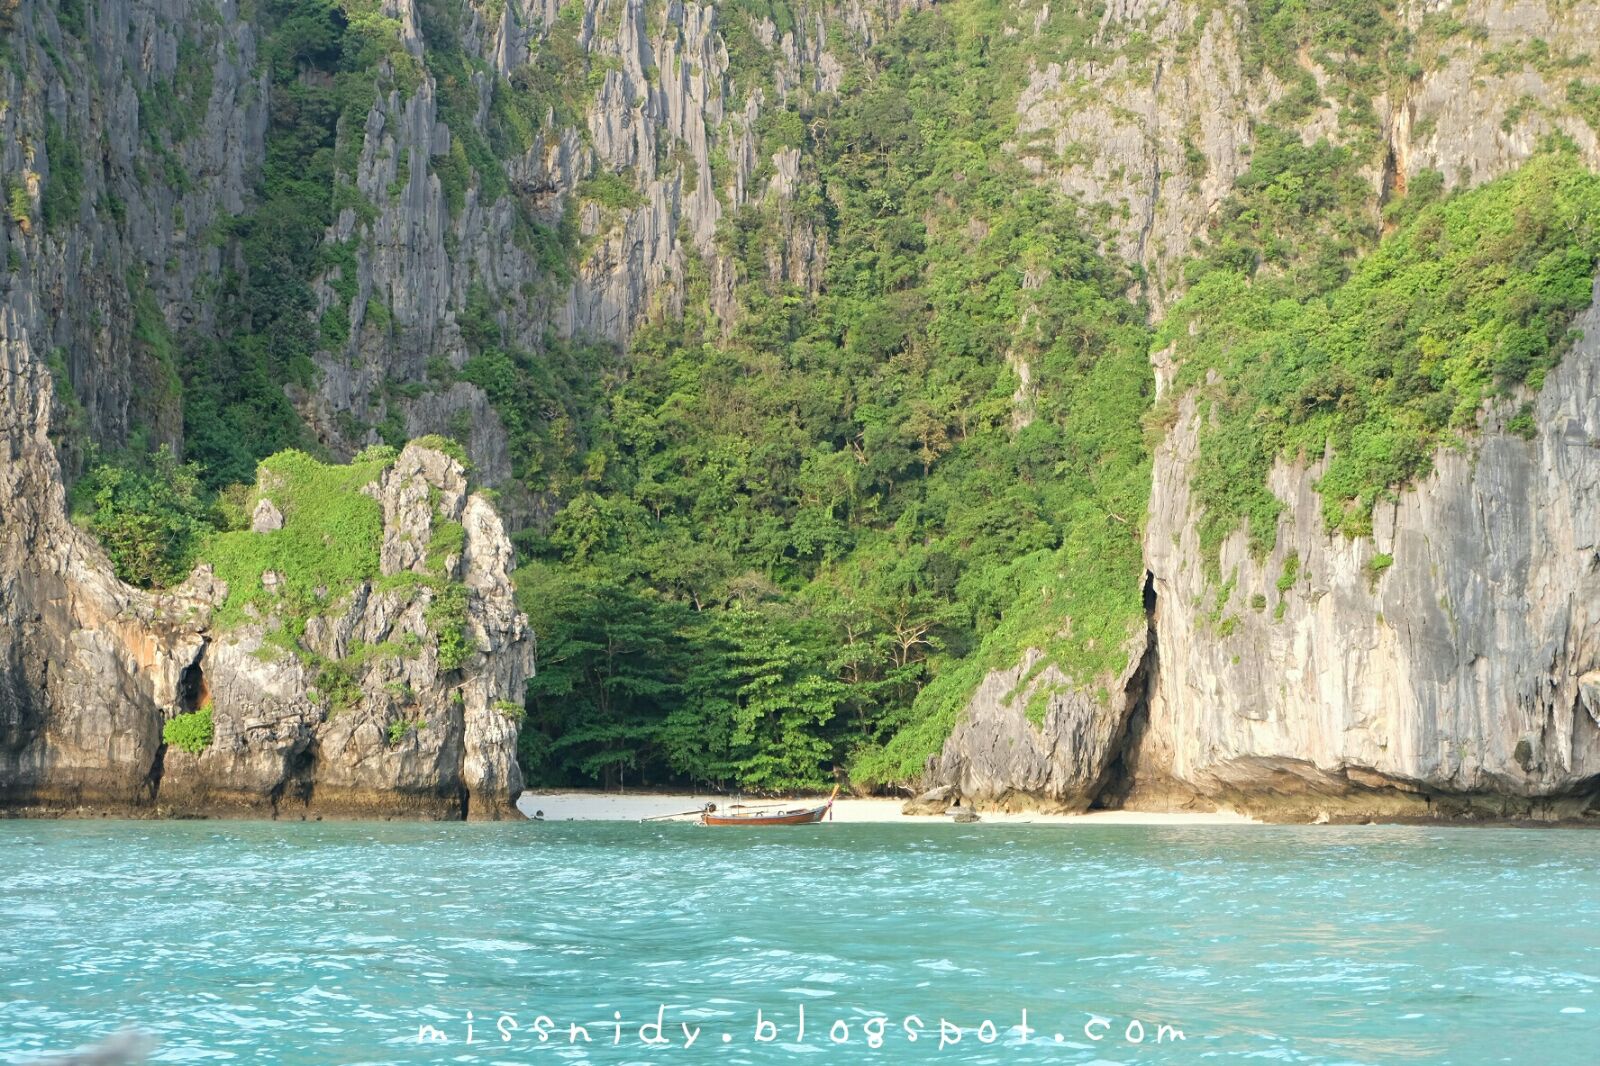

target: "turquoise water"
[1,822,1596,1064]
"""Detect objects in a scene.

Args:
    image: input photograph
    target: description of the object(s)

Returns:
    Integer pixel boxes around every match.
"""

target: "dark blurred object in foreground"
[25,1031,153,1065]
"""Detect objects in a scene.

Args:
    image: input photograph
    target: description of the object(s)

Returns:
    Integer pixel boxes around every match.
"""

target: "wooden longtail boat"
[700,786,838,826]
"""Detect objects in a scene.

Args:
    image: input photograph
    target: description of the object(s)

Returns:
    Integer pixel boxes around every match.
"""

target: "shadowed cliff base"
[1117,761,1600,827]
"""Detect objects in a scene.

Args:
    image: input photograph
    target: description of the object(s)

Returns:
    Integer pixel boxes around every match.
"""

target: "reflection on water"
[0,822,1596,1064]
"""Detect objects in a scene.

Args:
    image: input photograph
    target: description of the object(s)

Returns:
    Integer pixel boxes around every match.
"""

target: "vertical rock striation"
[921,0,1600,822]
[927,280,1600,823]
[307,0,848,496]
[1130,282,1600,822]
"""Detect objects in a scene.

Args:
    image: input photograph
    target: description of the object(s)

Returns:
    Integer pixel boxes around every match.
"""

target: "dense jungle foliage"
[509,8,1156,791]
[60,0,1600,793]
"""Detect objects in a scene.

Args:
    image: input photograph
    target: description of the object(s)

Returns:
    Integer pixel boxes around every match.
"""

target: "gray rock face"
[0,309,533,824]
[309,0,843,496]
[250,498,283,533]
[1,0,268,468]
[929,634,1153,813]
[1131,282,1600,822]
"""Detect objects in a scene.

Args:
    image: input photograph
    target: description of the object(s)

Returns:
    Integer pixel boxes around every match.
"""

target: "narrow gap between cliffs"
[1090,569,1159,810]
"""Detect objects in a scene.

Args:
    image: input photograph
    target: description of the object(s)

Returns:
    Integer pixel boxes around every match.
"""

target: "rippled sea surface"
[1,821,1597,1065]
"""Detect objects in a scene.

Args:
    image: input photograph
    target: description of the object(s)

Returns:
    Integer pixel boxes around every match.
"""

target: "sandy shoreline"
[515,790,1259,825]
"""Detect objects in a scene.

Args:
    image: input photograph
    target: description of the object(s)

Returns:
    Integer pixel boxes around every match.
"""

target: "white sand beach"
[516,790,1258,825]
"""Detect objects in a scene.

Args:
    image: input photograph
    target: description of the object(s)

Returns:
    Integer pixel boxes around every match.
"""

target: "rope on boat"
[639,803,716,823]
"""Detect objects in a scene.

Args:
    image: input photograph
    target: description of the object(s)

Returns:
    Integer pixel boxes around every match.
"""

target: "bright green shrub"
[427,582,474,671]
[410,433,470,467]
[202,448,394,628]
[6,180,31,228]
[492,700,526,723]
[163,705,214,754]
[426,519,465,575]
[577,171,644,212]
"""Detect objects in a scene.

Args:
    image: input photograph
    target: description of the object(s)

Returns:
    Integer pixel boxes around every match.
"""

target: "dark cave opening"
[177,661,208,713]
[1091,570,1159,809]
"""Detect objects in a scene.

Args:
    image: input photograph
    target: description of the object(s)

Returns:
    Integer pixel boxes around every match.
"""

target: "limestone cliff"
[921,0,1600,824]
[1127,281,1600,822]
[233,0,852,517]
[931,281,1600,823]
[0,362,533,819]
[7,0,1600,822]
[9,0,1597,487]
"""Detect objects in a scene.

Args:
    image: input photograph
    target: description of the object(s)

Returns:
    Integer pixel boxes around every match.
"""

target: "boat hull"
[699,786,839,826]
[701,802,831,826]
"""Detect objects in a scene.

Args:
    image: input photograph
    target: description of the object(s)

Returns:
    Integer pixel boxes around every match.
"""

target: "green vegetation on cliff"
[200,444,487,706]
[178,0,393,489]
[512,6,1155,791]
[203,446,394,629]
[1163,148,1600,561]
[163,705,215,755]
[72,446,216,589]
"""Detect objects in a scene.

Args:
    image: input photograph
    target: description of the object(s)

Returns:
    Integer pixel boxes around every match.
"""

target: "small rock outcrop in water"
[0,342,532,819]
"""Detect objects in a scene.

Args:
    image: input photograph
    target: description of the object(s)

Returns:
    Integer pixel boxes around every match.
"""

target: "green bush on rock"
[72,446,217,589]
[195,446,490,703]
[203,448,393,630]
[1163,148,1600,563]
[427,583,474,672]
[163,705,214,754]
